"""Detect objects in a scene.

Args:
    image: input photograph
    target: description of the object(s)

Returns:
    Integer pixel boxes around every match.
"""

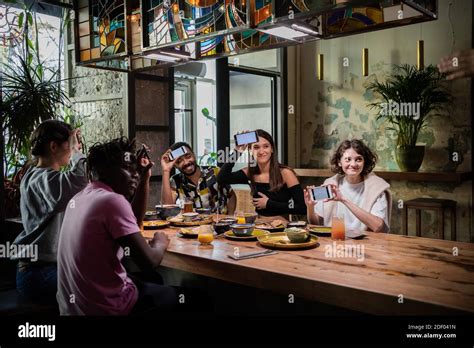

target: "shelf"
[294,169,472,183]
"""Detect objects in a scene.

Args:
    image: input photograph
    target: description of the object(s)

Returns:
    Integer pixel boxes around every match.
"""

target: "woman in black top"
[217,129,306,216]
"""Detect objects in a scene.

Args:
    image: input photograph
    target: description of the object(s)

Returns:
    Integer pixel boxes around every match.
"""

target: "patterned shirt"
[170,166,233,214]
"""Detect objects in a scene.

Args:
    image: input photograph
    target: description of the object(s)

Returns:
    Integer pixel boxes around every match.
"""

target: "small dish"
[182,212,199,222]
[230,223,255,237]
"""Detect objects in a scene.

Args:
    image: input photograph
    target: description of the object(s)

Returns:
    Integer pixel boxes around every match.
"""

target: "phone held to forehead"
[234,131,258,146]
[311,186,334,201]
[169,146,188,161]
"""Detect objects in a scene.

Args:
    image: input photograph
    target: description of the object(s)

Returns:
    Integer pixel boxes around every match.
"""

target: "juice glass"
[198,225,214,245]
[234,211,246,224]
[331,215,345,240]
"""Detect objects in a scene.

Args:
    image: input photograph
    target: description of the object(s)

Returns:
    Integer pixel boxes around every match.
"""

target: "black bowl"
[155,204,181,219]
[196,208,212,215]
[213,222,232,235]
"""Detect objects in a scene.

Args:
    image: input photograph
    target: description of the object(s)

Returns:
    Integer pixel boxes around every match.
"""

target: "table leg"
[438,208,445,240]
[402,206,408,235]
[452,208,456,241]
[415,209,421,237]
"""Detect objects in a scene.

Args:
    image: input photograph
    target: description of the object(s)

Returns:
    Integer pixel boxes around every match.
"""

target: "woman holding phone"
[305,139,391,232]
[217,129,306,217]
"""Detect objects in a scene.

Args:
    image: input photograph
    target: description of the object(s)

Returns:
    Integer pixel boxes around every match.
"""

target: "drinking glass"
[331,215,345,240]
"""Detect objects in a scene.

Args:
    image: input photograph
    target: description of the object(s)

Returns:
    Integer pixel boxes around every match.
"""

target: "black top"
[217,158,307,216]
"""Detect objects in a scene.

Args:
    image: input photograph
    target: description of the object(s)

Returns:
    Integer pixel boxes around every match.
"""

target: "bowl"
[182,212,199,222]
[241,213,258,224]
[213,222,232,235]
[285,227,310,243]
[155,204,181,219]
[287,221,307,229]
[144,211,159,221]
[195,208,212,215]
[219,218,237,225]
[230,223,255,237]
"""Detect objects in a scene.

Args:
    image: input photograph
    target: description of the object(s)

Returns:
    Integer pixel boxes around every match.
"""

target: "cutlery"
[228,249,277,260]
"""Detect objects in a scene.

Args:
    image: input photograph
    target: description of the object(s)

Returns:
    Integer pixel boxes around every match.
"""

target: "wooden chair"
[402,198,457,240]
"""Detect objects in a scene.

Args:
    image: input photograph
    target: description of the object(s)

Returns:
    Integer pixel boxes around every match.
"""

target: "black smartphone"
[234,131,258,146]
[168,146,188,160]
[137,144,150,160]
[311,186,334,201]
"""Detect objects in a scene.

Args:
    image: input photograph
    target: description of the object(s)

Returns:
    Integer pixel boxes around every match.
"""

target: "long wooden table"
[142,216,474,315]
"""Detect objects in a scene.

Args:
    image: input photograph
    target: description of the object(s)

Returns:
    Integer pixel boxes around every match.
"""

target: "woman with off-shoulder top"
[217,129,306,217]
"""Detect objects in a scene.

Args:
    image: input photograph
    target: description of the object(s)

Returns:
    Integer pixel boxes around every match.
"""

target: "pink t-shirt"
[57,181,139,315]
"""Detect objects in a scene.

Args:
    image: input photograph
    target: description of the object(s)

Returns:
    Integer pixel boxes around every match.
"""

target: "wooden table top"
[141,215,474,315]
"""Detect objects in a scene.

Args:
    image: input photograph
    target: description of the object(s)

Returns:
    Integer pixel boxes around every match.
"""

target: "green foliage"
[1,2,73,177]
[198,152,218,167]
[366,64,452,146]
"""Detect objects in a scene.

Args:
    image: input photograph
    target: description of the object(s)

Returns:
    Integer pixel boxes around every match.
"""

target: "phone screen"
[169,146,187,160]
[235,131,258,146]
[311,186,331,201]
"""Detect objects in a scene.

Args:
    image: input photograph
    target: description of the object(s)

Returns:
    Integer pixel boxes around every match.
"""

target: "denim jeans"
[16,262,58,304]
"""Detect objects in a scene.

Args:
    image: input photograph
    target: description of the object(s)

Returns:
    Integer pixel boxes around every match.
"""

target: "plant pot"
[396,145,425,172]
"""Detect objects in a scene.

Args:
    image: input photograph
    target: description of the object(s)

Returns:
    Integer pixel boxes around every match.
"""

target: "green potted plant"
[366,64,452,172]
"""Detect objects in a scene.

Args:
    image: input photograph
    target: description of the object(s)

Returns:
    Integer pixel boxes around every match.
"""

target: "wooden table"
[142,216,474,315]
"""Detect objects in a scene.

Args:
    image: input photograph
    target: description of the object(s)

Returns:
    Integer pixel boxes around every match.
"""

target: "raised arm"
[216,151,249,185]
[160,150,178,204]
[40,131,88,213]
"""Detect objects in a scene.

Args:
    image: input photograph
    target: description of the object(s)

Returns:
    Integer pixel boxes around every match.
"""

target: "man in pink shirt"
[57,138,176,315]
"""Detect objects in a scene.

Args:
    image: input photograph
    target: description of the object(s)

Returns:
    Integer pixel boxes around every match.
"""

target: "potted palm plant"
[366,64,451,172]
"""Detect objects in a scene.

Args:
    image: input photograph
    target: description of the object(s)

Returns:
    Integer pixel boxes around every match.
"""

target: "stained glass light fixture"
[76,0,128,64]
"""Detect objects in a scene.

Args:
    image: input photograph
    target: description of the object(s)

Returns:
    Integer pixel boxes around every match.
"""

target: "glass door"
[229,69,279,168]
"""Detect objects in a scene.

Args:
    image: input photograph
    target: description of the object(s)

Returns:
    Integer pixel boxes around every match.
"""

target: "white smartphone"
[168,146,188,160]
[311,186,334,201]
[234,131,258,146]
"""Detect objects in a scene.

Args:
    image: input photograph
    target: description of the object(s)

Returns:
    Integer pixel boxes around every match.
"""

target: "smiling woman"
[305,139,392,233]
[217,129,306,217]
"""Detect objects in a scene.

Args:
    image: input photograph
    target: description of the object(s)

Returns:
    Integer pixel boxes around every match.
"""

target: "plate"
[257,232,319,250]
[167,215,214,226]
[177,232,198,239]
[255,223,286,232]
[142,220,170,229]
[308,225,332,236]
[223,229,269,241]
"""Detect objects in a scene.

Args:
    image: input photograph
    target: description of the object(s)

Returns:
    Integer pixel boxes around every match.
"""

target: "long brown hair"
[247,129,294,192]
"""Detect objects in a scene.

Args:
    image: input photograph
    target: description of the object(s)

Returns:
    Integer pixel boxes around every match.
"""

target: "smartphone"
[234,131,258,146]
[168,146,188,160]
[137,144,150,160]
[311,186,334,201]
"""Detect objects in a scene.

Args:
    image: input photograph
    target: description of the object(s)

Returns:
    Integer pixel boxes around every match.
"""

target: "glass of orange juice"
[197,225,214,245]
[234,211,246,224]
[331,215,345,240]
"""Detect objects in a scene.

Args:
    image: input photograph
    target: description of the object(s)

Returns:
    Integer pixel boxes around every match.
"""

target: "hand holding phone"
[311,185,334,201]
[168,146,188,161]
[234,131,258,147]
[137,144,151,160]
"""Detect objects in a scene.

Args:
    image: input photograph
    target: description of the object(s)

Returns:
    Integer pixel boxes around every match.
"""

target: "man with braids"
[57,137,179,315]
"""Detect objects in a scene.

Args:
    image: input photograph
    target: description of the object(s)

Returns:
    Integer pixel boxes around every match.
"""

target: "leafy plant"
[1,1,72,177]
[366,64,452,146]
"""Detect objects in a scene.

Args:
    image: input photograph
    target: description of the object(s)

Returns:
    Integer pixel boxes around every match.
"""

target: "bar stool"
[402,198,457,240]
